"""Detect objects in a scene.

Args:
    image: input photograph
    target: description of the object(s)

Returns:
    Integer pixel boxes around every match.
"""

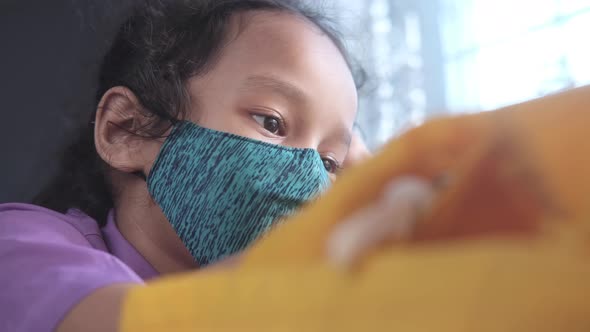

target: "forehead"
[198,10,358,126]
[226,10,349,72]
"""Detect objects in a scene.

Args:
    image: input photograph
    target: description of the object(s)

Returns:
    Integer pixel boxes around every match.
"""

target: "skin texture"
[94,11,357,273]
[58,11,357,332]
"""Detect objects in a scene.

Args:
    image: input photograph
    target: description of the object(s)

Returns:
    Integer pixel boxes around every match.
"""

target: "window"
[441,0,590,110]
[335,0,590,147]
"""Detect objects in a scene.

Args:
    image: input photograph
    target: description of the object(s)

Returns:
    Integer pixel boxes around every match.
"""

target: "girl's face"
[94,10,359,272]
[184,11,358,179]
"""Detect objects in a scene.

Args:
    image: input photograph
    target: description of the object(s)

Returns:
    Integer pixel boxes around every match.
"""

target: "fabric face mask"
[147,121,330,266]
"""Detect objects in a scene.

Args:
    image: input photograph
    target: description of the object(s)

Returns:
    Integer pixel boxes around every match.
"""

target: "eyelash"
[250,110,342,174]
[321,156,342,174]
[251,112,287,137]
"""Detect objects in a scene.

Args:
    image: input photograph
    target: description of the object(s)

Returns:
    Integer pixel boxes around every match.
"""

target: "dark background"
[0,1,132,202]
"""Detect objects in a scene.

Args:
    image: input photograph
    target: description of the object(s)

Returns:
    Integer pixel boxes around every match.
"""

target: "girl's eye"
[321,157,340,174]
[252,114,284,136]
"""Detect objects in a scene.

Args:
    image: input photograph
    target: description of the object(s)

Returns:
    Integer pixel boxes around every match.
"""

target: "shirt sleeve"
[0,208,143,332]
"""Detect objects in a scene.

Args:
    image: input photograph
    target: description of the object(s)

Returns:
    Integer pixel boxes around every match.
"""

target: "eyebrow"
[242,75,307,103]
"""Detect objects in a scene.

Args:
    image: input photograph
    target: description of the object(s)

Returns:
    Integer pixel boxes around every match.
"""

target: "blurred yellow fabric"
[121,86,590,332]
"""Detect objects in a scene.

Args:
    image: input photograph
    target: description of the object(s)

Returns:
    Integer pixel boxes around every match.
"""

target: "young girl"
[0,0,365,331]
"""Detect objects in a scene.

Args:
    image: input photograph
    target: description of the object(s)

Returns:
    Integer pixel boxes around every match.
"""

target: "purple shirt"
[0,203,158,332]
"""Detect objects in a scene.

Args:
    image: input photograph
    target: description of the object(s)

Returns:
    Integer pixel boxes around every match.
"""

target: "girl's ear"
[94,86,162,176]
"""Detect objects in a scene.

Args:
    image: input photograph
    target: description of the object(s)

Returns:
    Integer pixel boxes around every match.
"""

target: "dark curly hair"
[33,0,364,226]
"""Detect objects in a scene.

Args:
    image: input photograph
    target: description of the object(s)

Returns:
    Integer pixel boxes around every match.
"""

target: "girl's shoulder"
[0,202,101,248]
[0,203,142,332]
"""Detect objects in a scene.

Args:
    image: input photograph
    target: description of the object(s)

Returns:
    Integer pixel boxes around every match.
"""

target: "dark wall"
[0,1,131,202]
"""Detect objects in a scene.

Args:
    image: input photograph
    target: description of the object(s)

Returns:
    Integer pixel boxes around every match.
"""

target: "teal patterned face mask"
[147,121,330,266]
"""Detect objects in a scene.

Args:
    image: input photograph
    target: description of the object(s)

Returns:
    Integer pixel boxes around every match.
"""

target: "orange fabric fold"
[121,86,590,332]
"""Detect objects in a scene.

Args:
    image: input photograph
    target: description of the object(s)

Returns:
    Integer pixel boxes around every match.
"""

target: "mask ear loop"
[133,119,178,182]
[89,118,148,181]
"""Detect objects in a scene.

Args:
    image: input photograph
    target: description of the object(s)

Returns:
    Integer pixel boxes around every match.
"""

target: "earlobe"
[94,86,153,174]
